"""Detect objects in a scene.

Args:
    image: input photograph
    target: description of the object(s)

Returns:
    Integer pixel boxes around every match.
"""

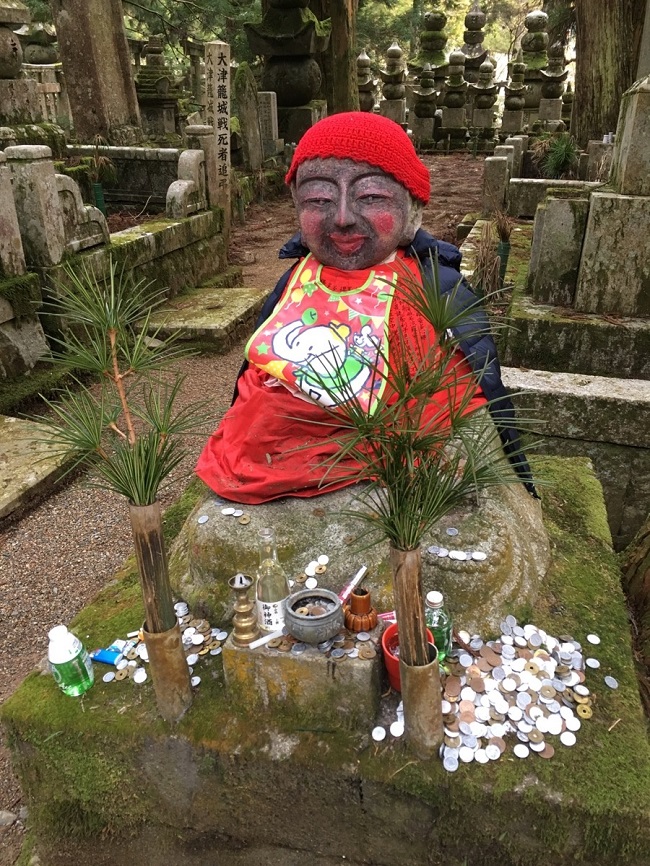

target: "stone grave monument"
[439,48,468,149]
[356,50,376,112]
[501,49,527,137]
[538,41,568,130]
[462,0,488,125]
[378,42,407,124]
[135,35,181,140]
[258,90,284,157]
[233,62,263,172]
[0,0,43,126]
[411,63,437,145]
[521,9,549,126]
[409,7,449,94]
[50,0,142,144]
[468,58,498,150]
[245,0,330,145]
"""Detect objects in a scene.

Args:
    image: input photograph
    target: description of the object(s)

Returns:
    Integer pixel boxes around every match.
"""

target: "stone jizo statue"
[196,112,536,503]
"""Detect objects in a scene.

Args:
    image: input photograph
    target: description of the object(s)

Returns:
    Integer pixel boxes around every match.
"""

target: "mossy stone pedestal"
[3,458,650,865]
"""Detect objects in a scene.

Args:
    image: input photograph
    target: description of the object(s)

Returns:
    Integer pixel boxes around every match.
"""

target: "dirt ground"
[0,153,484,866]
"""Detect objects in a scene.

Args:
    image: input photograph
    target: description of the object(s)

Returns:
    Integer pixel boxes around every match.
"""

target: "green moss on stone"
[3,457,649,863]
[0,272,42,320]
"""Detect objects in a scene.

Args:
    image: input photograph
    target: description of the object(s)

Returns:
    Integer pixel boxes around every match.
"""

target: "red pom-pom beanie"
[285,112,430,205]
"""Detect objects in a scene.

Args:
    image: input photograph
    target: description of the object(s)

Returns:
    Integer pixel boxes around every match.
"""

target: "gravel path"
[0,155,483,865]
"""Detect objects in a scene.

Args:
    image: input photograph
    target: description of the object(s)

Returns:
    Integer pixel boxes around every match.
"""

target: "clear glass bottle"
[48,625,94,697]
[424,591,452,662]
[256,528,290,633]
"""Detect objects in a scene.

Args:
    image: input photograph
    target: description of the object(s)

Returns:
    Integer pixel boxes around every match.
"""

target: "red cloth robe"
[195,253,486,503]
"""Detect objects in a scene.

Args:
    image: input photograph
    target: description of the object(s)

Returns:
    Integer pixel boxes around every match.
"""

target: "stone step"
[145,285,269,352]
[0,415,70,521]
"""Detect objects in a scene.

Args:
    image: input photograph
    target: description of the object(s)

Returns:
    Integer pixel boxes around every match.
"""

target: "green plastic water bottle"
[425,591,452,662]
[48,625,94,697]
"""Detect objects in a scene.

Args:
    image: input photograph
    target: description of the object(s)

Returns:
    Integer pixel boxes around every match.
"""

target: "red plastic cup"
[381,622,434,692]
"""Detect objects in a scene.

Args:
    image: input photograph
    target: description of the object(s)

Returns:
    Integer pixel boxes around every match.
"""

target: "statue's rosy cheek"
[299,211,323,236]
[370,212,396,237]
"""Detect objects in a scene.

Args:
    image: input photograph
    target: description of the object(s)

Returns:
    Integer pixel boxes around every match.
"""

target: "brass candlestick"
[228,573,260,647]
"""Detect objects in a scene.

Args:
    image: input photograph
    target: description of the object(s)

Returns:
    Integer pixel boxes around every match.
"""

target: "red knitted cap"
[285,112,430,204]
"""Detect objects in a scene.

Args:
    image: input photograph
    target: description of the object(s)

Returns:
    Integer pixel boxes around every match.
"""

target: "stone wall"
[67,144,180,209]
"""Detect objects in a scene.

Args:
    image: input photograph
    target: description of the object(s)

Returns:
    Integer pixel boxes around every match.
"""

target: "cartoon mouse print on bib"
[246,255,397,414]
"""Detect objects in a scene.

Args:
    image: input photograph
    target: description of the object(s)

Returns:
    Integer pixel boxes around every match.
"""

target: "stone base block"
[3,458,650,866]
[379,98,406,124]
[441,106,466,128]
[575,190,650,316]
[482,155,509,214]
[500,110,524,134]
[507,178,599,218]
[278,100,327,146]
[538,98,562,122]
[0,78,43,125]
[504,135,527,178]
[471,107,494,128]
[222,629,382,729]
[527,190,591,306]
[410,115,433,142]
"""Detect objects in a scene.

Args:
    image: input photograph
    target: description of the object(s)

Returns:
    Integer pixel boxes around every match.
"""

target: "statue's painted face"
[292,158,422,270]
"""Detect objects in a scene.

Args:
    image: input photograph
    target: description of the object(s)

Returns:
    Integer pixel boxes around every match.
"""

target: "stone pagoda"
[468,58,498,149]
[409,7,449,94]
[439,48,468,149]
[461,1,488,84]
[521,9,549,125]
[378,42,407,124]
[135,35,182,139]
[245,0,330,144]
[356,50,377,113]
[501,48,527,136]
[538,41,568,129]
[411,63,437,145]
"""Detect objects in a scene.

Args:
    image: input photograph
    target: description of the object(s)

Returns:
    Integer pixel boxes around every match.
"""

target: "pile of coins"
[295,554,329,591]
[438,616,609,772]
[291,595,339,618]
[102,601,229,690]
[176,600,228,686]
[425,527,489,563]
[265,626,379,661]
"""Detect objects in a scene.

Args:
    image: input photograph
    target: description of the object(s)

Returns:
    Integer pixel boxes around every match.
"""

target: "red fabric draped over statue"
[195,253,486,503]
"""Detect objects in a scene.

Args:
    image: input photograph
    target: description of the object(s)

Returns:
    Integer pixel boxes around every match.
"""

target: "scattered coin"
[232,509,244,518]
[585,658,600,669]
[190,676,201,687]
[133,667,147,684]
[238,515,251,525]
[305,577,318,590]
[221,507,235,516]
[315,565,327,574]
[372,726,386,742]
[102,672,115,683]
[197,515,209,525]
[471,551,487,561]
[586,634,601,645]
[317,555,329,566]
[604,676,619,690]
[217,631,228,641]
[446,527,459,537]
[390,720,404,737]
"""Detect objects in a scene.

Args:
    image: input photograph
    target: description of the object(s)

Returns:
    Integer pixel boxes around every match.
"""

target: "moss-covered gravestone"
[3,458,649,865]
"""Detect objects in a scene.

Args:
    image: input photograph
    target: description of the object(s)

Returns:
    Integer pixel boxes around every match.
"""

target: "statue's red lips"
[329,234,366,253]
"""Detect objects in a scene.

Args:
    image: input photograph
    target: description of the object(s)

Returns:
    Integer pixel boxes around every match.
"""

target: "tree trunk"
[572,0,645,147]
[129,501,175,633]
[389,546,429,667]
[330,0,359,112]
[410,0,425,58]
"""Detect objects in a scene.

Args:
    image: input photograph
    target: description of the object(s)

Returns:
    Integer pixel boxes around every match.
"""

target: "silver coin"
[232,509,244,518]
[357,632,371,642]
[587,633,601,645]
[191,676,201,687]
[443,755,459,772]
[459,746,475,763]
[318,640,334,652]
[197,515,209,525]
[565,715,581,732]
[186,653,199,666]
[500,621,511,636]
[372,726,386,742]
[291,642,308,655]
[443,746,459,761]
[446,527,459,537]
[475,749,489,764]
[449,550,468,561]
[513,744,530,759]
[462,734,478,750]
[586,657,600,669]
[512,625,525,637]
[459,721,472,736]
[221,507,235,515]
[437,548,449,558]
[305,577,318,590]
[458,653,473,668]
[506,614,517,628]
[217,631,228,641]
[574,684,590,696]
[427,545,440,555]
[102,671,115,683]
[604,675,619,690]
[331,648,345,659]
[485,744,501,761]
[317,555,329,566]
[347,648,360,659]
[471,551,487,561]
[390,720,405,737]
[116,659,128,671]
[529,741,546,753]
[210,646,222,656]
[560,731,576,747]
[133,667,147,684]
[191,633,205,645]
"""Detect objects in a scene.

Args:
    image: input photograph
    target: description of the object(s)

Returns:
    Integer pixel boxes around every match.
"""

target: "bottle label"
[257,599,286,631]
